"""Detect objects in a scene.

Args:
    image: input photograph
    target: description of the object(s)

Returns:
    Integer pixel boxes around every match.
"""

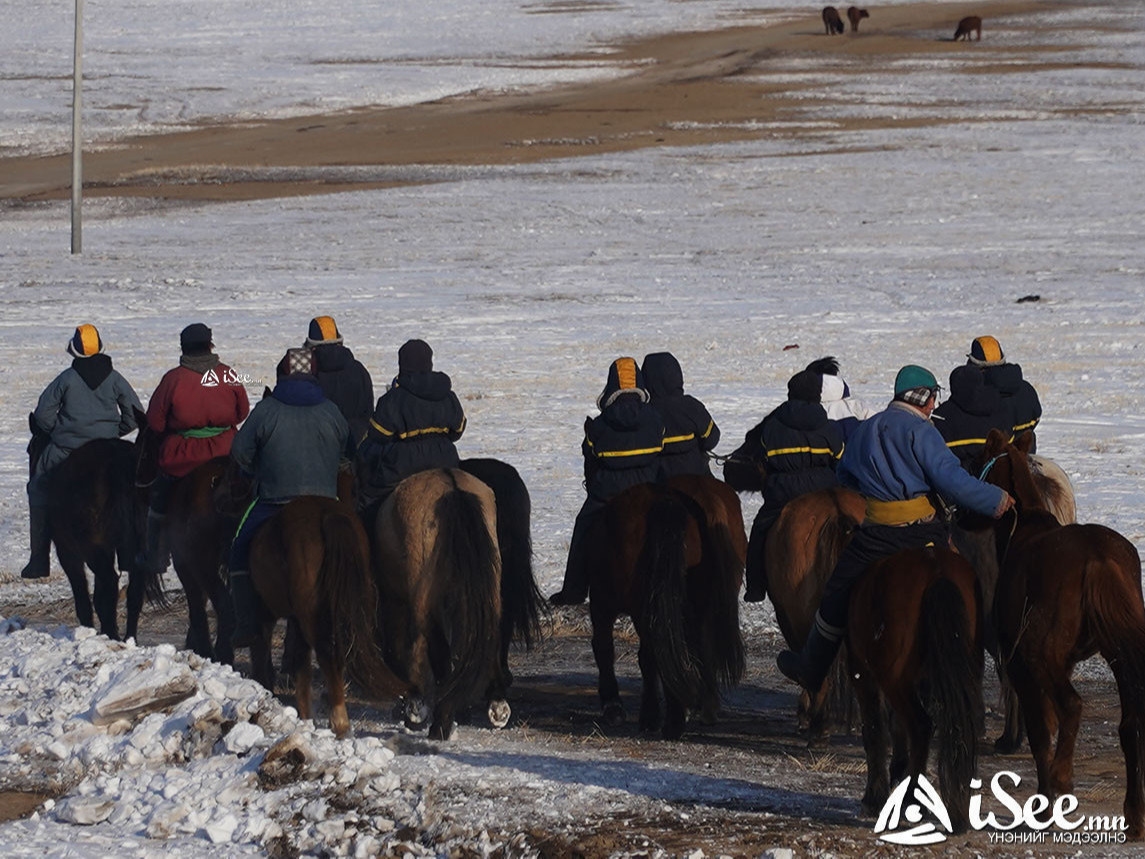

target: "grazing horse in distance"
[459,457,546,694]
[954,15,982,41]
[765,486,864,746]
[822,6,845,35]
[980,429,1145,838]
[28,415,151,640]
[590,479,745,739]
[847,6,869,33]
[371,468,504,741]
[135,411,236,664]
[847,547,983,831]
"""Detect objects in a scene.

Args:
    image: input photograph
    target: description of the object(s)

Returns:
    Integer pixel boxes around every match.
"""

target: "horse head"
[981,428,1047,515]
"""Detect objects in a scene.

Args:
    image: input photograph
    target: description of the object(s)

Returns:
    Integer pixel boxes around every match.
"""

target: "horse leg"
[181,576,214,659]
[90,553,121,640]
[58,547,95,630]
[591,606,624,726]
[1047,675,1083,796]
[123,562,147,643]
[806,681,832,751]
[249,624,276,692]
[312,635,350,739]
[854,671,889,816]
[1010,656,1057,797]
[636,638,664,735]
[994,670,1026,754]
[1112,664,1145,838]
[207,563,235,666]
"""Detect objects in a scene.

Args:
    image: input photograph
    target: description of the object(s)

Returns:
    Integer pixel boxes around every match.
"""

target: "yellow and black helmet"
[967,335,1005,367]
[66,324,104,358]
[306,315,343,346]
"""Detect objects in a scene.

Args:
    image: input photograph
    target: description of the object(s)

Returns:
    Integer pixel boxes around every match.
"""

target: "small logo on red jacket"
[201,369,221,387]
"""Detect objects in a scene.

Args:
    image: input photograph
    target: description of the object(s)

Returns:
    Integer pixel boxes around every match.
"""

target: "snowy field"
[2,0,1145,855]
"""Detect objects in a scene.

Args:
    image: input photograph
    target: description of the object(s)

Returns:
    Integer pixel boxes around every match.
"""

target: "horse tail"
[644,495,704,705]
[920,574,982,831]
[432,487,502,709]
[493,471,545,653]
[701,520,746,689]
[319,509,407,698]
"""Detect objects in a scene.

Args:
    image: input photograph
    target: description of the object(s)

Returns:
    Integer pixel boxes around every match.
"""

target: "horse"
[764,486,865,746]
[458,457,546,694]
[847,546,983,831]
[822,6,845,35]
[218,461,407,738]
[27,414,153,640]
[134,409,237,664]
[589,477,745,739]
[847,6,869,33]
[370,468,505,741]
[954,15,982,41]
[979,429,1145,838]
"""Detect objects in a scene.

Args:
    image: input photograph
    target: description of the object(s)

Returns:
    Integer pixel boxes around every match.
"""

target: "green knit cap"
[894,365,938,396]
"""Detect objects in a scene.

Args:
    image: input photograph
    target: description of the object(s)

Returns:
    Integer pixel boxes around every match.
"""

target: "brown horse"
[848,547,983,830]
[590,477,745,739]
[847,6,869,33]
[134,411,236,664]
[980,429,1145,838]
[371,468,504,741]
[764,486,865,745]
[954,15,982,41]
[822,6,845,35]
[28,415,151,640]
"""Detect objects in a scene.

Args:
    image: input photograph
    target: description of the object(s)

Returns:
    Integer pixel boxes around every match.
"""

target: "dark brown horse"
[822,6,845,35]
[233,477,406,738]
[847,547,983,831]
[765,486,865,745]
[980,429,1145,838]
[134,411,236,664]
[371,468,504,740]
[954,15,982,41]
[28,414,152,640]
[590,477,745,739]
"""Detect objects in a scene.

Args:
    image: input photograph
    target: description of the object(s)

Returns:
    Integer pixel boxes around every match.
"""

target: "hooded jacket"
[757,398,844,510]
[147,355,250,478]
[230,378,349,502]
[583,391,665,502]
[357,369,466,507]
[33,355,143,473]
[819,374,874,442]
[311,342,374,444]
[934,365,1015,472]
[641,352,719,478]
[979,361,1042,443]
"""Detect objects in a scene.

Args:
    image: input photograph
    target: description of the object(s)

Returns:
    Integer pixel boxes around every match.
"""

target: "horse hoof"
[488,699,511,729]
[993,736,1021,755]
[602,702,625,727]
[397,697,429,730]
[429,721,456,741]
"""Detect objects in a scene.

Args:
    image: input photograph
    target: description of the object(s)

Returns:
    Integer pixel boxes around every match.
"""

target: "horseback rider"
[304,315,375,445]
[965,335,1042,450]
[743,368,845,603]
[933,364,1016,473]
[228,348,352,647]
[136,323,250,576]
[641,351,719,478]
[807,356,875,442]
[355,339,466,523]
[22,324,143,579]
[549,357,665,606]
[776,365,1015,694]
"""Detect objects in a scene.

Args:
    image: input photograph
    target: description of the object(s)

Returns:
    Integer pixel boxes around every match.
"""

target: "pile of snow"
[0,616,427,857]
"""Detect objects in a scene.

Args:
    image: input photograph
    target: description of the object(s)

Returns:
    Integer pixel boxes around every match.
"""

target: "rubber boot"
[135,510,170,575]
[230,570,260,648]
[20,505,52,579]
[549,514,592,606]
[776,614,844,696]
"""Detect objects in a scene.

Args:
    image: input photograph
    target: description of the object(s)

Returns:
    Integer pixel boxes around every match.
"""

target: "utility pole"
[71,0,84,254]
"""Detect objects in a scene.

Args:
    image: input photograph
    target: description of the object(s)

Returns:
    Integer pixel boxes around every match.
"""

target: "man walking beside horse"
[777,364,1015,694]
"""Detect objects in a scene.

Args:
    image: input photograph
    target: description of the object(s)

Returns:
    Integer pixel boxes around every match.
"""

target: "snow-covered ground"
[2,0,1145,854]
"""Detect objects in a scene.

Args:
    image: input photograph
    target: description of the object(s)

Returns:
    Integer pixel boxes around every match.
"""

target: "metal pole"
[71,0,84,254]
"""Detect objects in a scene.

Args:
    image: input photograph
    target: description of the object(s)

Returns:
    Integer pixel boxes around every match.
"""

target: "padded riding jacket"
[582,392,665,503]
[311,342,374,445]
[934,365,1016,472]
[641,351,719,478]
[980,361,1042,443]
[756,399,844,510]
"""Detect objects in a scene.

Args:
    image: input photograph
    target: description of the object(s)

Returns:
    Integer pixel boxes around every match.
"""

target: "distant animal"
[228,460,407,738]
[764,487,865,746]
[590,477,745,739]
[980,429,1145,838]
[459,457,546,696]
[28,415,152,641]
[847,546,983,831]
[954,15,982,41]
[822,6,845,35]
[847,6,869,32]
[135,410,236,664]
[371,468,505,741]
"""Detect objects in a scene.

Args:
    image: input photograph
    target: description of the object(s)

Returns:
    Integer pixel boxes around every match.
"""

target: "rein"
[978,452,1008,481]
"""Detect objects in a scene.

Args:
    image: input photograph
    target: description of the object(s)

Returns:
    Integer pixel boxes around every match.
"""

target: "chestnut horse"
[134,412,237,664]
[371,468,504,741]
[590,477,745,739]
[28,415,151,640]
[848,547,983,831]
[954,15,981,41]
[847,6,869,33]
[822,6,845,35]
[980,429,1145,838]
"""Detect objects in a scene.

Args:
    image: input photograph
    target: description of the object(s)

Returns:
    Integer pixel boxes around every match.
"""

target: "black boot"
[776,615,843,695]
[20,505,52,579]
[743,509,775,603]
[549,514,593,606]
[135,510,170,575]
[230,570,260,648]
